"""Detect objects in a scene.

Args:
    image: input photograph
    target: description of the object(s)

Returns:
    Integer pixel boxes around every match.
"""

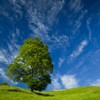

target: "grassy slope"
[0,85,100,100]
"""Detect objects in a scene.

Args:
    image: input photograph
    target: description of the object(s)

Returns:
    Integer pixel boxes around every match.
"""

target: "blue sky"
[0,0,100,90]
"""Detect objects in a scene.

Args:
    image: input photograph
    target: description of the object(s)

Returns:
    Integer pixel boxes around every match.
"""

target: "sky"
[0,0,100,90]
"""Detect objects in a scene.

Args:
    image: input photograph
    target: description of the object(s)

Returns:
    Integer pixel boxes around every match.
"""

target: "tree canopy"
[8,37,53,91]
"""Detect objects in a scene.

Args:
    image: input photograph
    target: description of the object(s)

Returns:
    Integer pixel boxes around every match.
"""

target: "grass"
[0,85,100,100]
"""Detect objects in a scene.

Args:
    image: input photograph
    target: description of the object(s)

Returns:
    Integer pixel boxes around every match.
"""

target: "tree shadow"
[33,91,54,97]
[7,89,23,92]
[4,88,54,97]
[6,89,32,94]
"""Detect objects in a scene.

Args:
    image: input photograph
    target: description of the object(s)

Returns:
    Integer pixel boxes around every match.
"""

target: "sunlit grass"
[0,85,100,100]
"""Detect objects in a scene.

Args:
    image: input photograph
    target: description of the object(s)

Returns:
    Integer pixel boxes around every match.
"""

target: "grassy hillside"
[0,85,100,100]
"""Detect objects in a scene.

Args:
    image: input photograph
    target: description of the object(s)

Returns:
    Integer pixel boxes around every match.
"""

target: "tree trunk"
[31,88,33,92]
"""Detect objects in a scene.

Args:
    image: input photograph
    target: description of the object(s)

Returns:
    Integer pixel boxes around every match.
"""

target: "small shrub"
[0,82,9,85]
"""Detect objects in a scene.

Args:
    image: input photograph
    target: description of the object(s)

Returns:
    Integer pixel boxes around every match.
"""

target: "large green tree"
[8,37,53,92]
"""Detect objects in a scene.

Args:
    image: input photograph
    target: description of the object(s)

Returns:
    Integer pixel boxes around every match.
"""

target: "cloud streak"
[0,68,17,85]
[58,58,65,68]
[87,18,92,40]
[68,0,83,13]
[69,40,88,62]
[73,10,87,34]
[0,32,19,64]
[49,34,69,50]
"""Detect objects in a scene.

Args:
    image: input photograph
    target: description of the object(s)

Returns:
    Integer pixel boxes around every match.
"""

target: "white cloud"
[48,74,79,90]
[60,75,79,89]
[69,40,88,62]
[0,68,17,85]
[58,58,65,67]
[90,79,100,86]
[48,74,62,90]
[51,78,62,90]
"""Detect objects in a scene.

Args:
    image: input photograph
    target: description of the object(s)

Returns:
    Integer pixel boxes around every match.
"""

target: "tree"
[8,37,53,92]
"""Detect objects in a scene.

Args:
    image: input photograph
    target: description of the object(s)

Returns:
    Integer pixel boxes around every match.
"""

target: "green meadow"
[0,85,100,100]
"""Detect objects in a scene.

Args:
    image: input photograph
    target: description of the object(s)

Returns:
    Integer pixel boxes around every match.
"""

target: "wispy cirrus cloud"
[27,0,65,36]
[0,50,9,64]
[68,0,83,13]
[90,79,100,86]
[0,68,17,85]
[71,40,88,58]
[87,18,92,40]
[67,0,88,35]
[7,33,19,62]
[58,58,65,68]
[73,10,87,34]
[0,0,22,22]
[6,0,67,51]
[0,0,66,65]
[0,32,19,64]
[0,48,18,65]
[68,39,88,62]
[49,34,69,50]
[89,49,100,65]
[47,0,65,25]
